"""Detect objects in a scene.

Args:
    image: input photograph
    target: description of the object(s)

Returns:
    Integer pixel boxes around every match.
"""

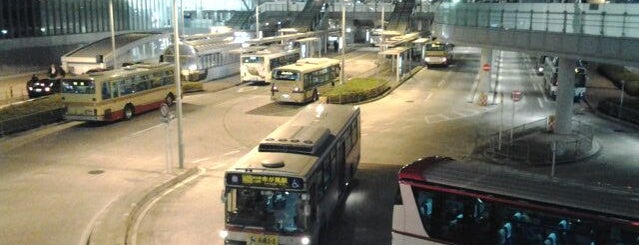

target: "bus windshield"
[242,56,264,64]
[61,79,95,94]
[226,188,306,233]
[273,70,299,81]
[426,44,446,52]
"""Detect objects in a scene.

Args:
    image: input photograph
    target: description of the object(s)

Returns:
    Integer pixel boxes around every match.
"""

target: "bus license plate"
[248,234,278,245]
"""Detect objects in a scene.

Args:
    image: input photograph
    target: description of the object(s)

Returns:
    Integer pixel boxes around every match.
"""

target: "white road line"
[423,92,433,102]
[132,124,162,136]
[533,83,540,92]
[191,157,210,164]
[130,167,206,245]
[237,86,258,93]
[537,98,544,108]
[210,162,227,170]
[223,150,240,156]
[78,193,121,245]
[437,79,446,87]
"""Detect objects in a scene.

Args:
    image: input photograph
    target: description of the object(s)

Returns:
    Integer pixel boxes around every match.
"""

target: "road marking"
[223,150,241,156]
[132,124,162,136]
[533,83,539,92]
[423,92,433,102]
[537,98,544,108]
[129,167,206,245]
[237,86,258,93]
[79,193,121,245]
[191,157,210,164]
[437,79,446,87]
[210,162,227,170]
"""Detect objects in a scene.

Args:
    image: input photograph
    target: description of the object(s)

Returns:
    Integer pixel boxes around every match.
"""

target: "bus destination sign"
[226,173,304,190]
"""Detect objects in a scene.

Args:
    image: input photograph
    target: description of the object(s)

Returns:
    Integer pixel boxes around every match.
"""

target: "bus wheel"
[312,90,319,102]
[165,93,175,106]
[124,104,135,120]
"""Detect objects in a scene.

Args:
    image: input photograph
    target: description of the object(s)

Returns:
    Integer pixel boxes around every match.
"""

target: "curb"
[356,65,424,104]
[87,167,200,245]
[480,136,602,166]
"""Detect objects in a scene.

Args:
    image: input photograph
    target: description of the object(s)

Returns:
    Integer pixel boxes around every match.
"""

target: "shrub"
[324,77,389,103]
[182,81,204,93]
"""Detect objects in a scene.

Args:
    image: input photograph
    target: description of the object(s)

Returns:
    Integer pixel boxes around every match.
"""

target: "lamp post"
[341,0,346,85]
[173,0,185,169]
[255,1,260,38]
[108,0,117,69]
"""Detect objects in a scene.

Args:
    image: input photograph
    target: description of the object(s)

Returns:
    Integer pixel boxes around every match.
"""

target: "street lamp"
[108,0,117,69]
[341,0,346,85]
[172,0,185,169]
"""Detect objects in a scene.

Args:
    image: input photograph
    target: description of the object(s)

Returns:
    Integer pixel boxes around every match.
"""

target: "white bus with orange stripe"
[60,63,176,121]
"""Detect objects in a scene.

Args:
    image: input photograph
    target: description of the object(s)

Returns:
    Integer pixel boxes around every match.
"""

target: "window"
[322,159,331,190]
[119,79,134,95]
[101,82,111,100]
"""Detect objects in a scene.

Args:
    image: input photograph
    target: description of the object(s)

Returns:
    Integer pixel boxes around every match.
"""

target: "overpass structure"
[432,2,639,136]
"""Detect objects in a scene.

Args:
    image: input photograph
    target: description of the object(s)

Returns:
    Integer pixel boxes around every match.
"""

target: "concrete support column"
[478,48,493,105]
[555,58,576,134]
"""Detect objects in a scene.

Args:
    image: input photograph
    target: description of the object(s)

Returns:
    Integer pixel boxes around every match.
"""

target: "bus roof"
[64,32,167,57]
[65,62,172,81]
[275,58,340,73]
[229,104,359,178]
[399,157,639,220]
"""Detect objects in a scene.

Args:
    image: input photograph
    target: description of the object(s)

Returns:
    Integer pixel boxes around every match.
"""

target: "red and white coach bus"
[392,156,639,245]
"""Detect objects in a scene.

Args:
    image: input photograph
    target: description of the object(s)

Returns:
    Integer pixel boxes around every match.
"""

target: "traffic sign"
[482,63,491,72]
[511,90,522,102]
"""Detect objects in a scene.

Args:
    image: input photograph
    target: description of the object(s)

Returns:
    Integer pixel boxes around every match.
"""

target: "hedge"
[324,77,389,104]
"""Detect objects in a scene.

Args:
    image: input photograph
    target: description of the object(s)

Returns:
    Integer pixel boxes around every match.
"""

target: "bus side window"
[322,159,331,190]
[111,81,119,98]
[412,187,435,233]
[101,82,111,100]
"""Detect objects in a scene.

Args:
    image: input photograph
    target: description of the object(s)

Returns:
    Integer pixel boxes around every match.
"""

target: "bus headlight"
[219,230,229,239]
[188,64,197,71]
[442,57,447,62]
[301,236,310,245]
[293,87,302,93]
[45,87,51,92]
[28,86,33,91]
[538,67,544,73]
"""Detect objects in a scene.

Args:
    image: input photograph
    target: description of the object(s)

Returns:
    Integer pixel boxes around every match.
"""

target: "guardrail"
[479,118,594,164]
[435,3,639,38]
[597,99,639,125]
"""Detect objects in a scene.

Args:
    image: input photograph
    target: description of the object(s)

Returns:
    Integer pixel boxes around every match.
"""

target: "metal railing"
[435,3,639,38]
[480,118,594,164]
[598,100,639,125]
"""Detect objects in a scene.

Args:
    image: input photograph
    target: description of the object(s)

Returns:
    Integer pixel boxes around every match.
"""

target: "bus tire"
[312,90,319,102]
[124,104,135,120]
[165,93,175,106]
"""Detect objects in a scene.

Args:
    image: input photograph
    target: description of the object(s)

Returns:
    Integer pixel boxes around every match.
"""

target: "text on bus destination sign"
[226,173,304,189]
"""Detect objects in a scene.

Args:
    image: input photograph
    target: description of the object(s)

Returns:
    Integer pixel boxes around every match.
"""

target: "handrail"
[435,3,639,38]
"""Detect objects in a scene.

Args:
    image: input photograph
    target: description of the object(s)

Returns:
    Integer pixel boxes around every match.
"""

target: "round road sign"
[482,63,491,71]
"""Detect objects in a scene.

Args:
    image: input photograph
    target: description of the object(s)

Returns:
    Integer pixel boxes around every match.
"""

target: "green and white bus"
[270,58,340,104]
[221,104,361,245]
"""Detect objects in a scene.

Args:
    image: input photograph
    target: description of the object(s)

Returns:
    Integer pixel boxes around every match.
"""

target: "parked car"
[27,78,61,98]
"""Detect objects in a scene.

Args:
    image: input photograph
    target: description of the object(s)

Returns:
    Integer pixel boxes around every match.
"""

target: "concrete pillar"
[555,58,576,134]
[478,48,493,105]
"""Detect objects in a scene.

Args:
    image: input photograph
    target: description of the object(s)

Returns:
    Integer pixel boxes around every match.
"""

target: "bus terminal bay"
[2,3,639,245]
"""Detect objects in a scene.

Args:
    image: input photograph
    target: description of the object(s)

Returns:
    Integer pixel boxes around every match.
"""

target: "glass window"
[61,79,95,94]
[322,159,331,190]
[101,82,111,100]
[119,79,134,95]
[273,70,299,81]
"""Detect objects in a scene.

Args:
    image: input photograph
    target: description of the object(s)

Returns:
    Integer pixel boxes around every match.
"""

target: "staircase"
[225,11,253,30]
[289,0,331,32]
[386,0,416,34]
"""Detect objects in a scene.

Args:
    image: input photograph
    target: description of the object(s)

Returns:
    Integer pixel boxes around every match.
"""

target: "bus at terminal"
[240,48,301,84]
[221,104,361,245]
[392,156,639,245]
[270,58,340,104]
[60,63,175,121]
[424,42,453,67]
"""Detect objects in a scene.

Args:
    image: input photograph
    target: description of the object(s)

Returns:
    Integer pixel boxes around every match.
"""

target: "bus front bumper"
[272,93,305,103]
[64,114,105,121]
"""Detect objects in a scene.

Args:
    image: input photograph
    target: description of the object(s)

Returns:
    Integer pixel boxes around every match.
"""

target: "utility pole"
[341,0,346,85]
[173,0,185,169]
[108,0,117,69]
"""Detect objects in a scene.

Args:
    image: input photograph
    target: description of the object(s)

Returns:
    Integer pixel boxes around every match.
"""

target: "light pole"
[108,0,117,69]
[255,1,260,38]
[341,0,346,85]
[173,0,185,169]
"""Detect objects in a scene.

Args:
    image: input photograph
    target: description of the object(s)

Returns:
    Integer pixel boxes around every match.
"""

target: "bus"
[542,57,587,101]
[424,42,453,67]
[240,48,301,84]
[392,156,639,245]
[221,104,361,245]
[60,62,176,121]
[270,58,340,104]
[162,32,241,82]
